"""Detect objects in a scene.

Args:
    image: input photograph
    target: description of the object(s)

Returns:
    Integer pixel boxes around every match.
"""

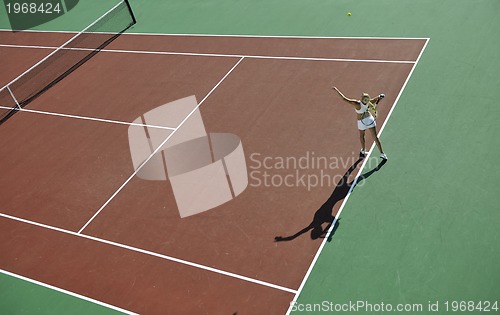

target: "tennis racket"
[370,93,385,118]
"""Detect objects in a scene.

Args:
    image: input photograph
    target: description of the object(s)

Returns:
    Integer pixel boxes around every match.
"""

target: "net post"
[6,86,21,110]
[123,0,137,24]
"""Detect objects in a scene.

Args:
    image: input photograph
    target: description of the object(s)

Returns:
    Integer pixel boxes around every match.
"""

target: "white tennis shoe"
[360,149,367,156]
[380,152,388,160]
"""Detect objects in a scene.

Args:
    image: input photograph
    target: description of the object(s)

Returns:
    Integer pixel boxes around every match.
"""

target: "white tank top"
[355,101,369,114]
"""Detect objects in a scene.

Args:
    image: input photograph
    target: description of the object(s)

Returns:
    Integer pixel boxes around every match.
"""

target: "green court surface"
[0,271,127,315]
[1,0,499,314]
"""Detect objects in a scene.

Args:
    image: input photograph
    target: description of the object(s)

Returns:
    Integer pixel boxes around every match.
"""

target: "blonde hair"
[362,93,370,99]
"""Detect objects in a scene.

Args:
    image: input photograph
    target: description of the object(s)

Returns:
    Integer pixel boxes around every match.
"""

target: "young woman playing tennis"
[332,86,388,160]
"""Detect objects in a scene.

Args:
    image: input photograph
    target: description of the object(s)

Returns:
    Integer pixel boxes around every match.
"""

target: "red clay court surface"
[0,32,427,314]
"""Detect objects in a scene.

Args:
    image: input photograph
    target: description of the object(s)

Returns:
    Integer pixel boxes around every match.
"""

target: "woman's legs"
[359,130,366,152]
[368,126,386,157]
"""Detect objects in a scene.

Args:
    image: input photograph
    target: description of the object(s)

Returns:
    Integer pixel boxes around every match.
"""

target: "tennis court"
[1,0,499,314]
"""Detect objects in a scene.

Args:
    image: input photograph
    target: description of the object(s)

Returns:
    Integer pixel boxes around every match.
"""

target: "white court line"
[0,43,416,64]
[0,28,430,40]
[119,33,431,41]
[0,269,138,315]
[285,37,430,315]
[0,212,297,295]
[0,105,176,130]
[77,56,245,234]
[0,33,421,128]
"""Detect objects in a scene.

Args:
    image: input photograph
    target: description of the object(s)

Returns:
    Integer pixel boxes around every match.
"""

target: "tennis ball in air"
[347,12,351,16]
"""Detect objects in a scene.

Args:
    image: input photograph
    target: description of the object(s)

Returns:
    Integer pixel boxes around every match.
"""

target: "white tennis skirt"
[357,114,376,130]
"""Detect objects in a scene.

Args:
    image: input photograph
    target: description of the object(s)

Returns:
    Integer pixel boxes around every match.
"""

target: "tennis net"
[0,0,136,124]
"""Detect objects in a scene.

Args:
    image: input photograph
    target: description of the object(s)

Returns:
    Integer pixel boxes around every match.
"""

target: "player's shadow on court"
[274,157,386,242]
